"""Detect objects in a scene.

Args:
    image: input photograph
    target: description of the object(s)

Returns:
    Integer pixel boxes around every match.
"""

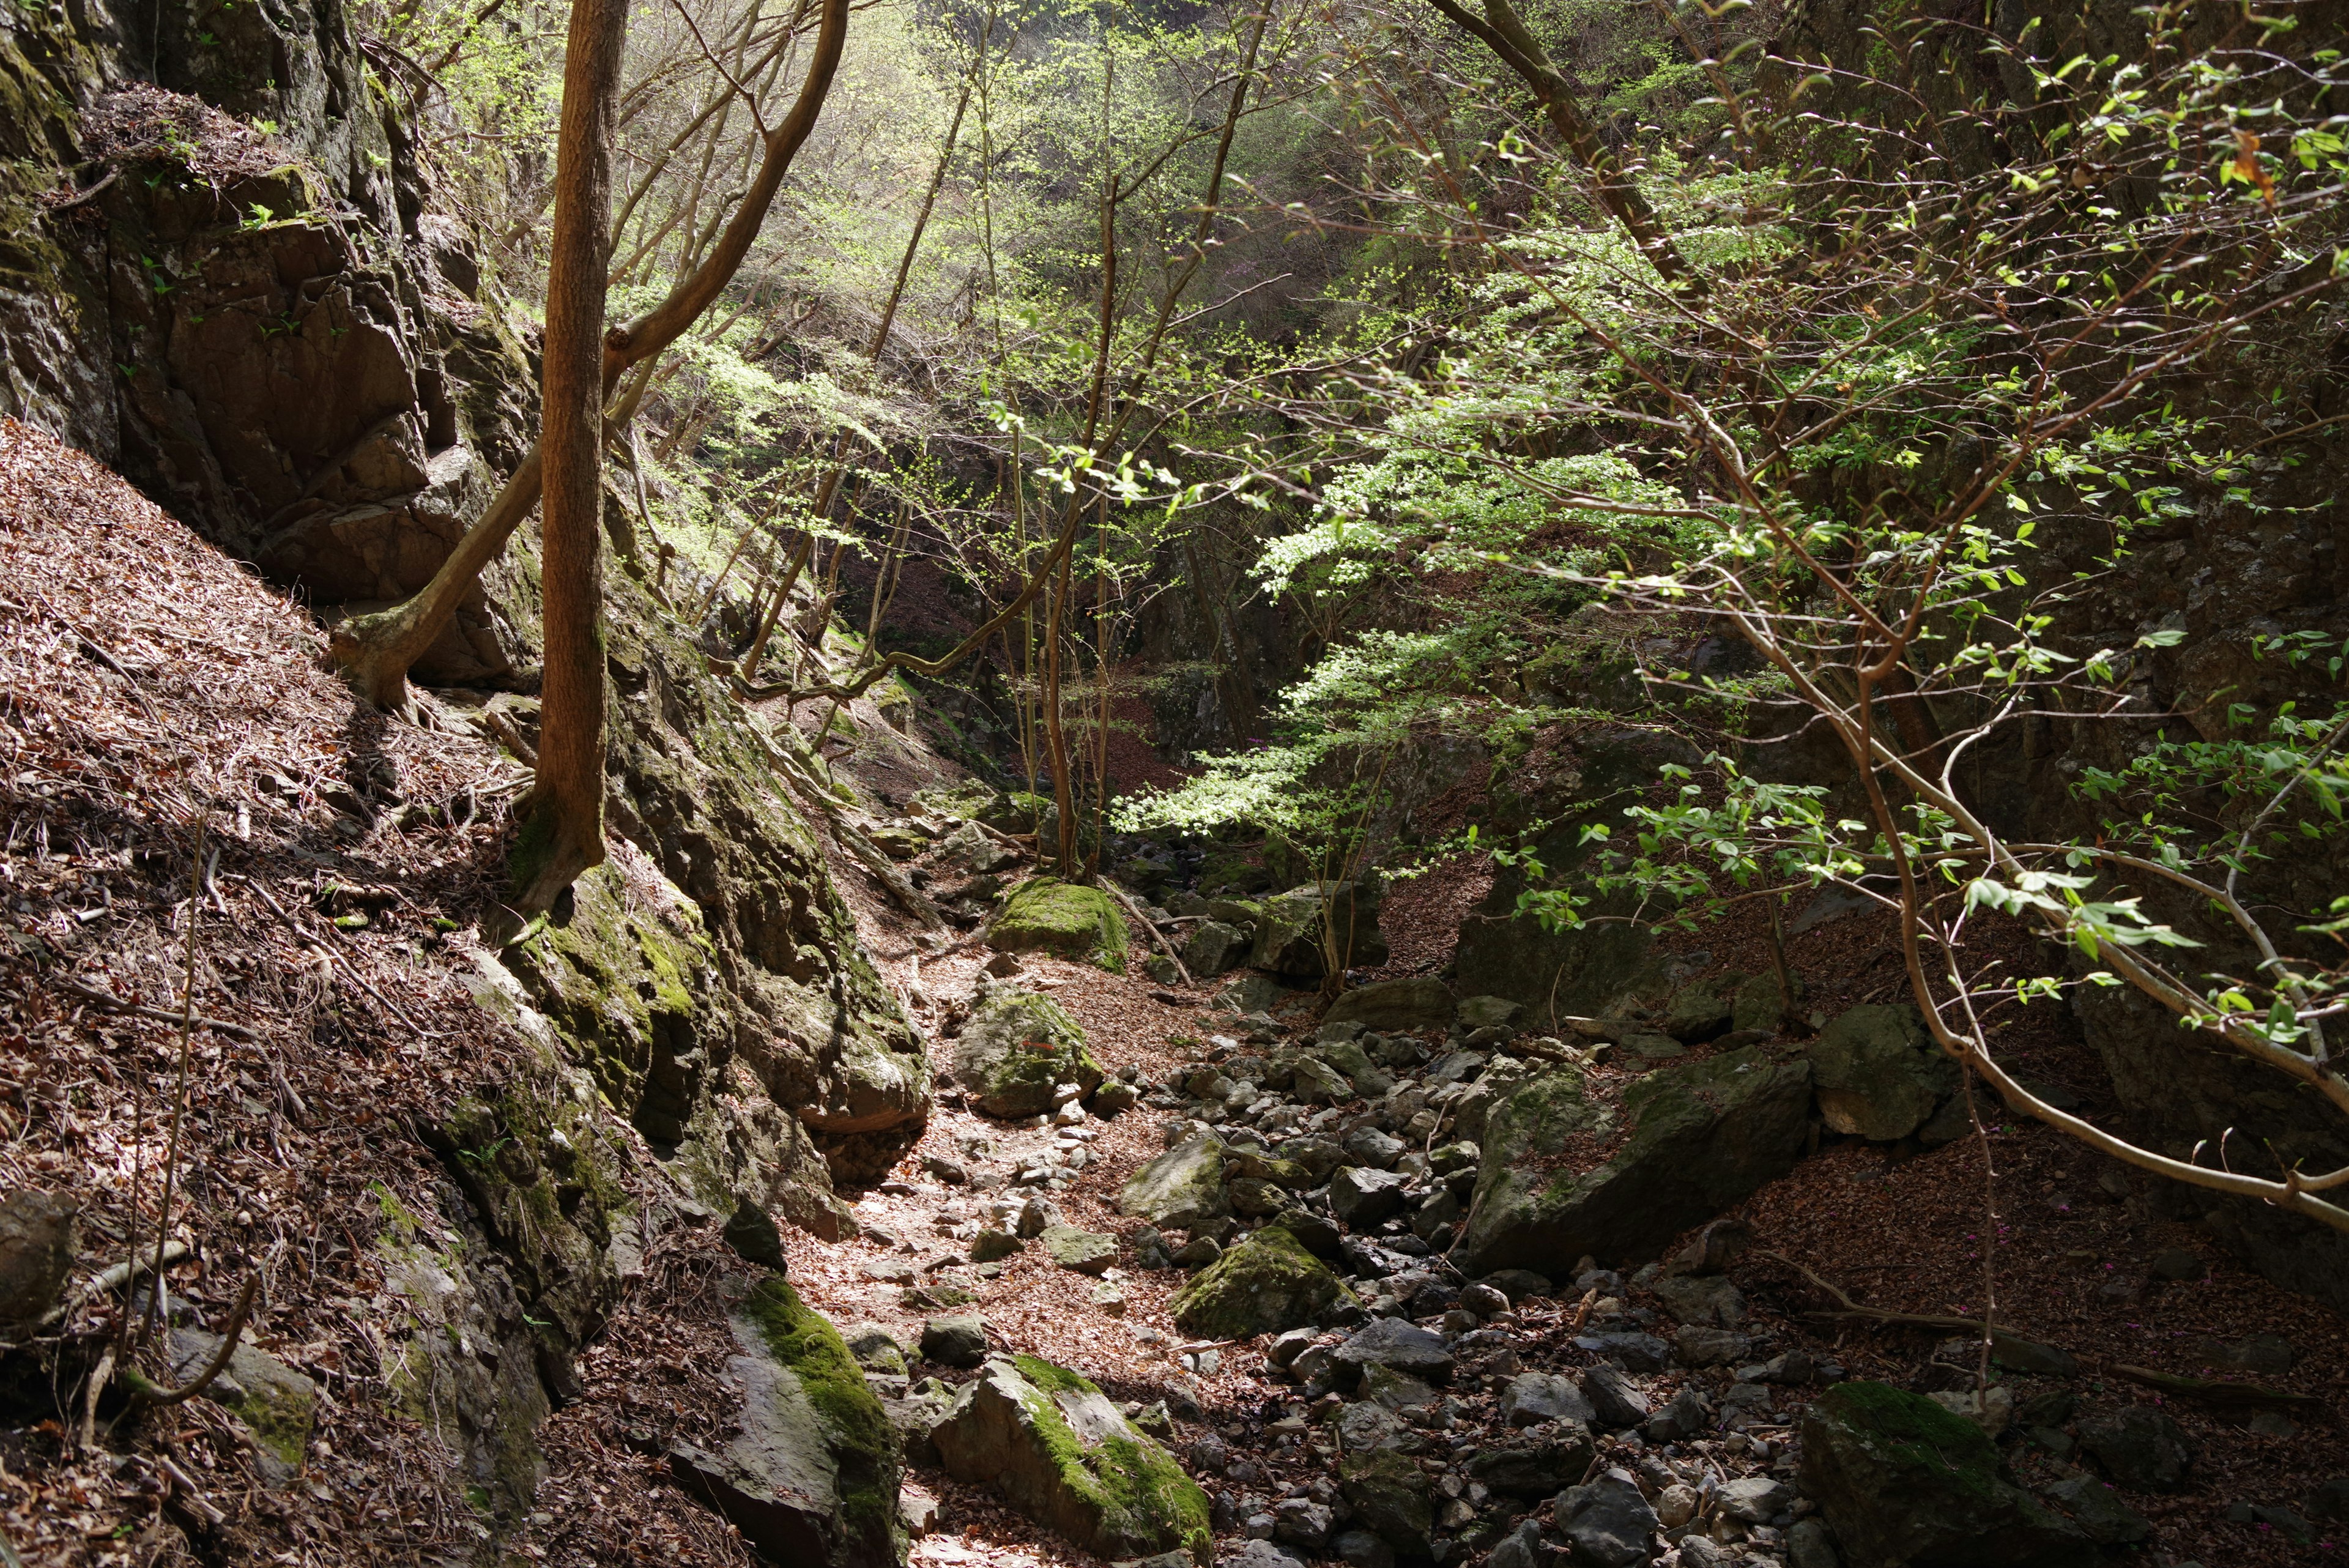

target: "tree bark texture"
[515,0,631,913]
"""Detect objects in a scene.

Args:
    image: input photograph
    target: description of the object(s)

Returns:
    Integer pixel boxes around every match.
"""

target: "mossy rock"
[1455,1047,1813,1276]
[164,1329,317,1477]
[933,1354,1211,1563]
[1806,1003,1956,1140]
[1167,1226,1355,1340]
[1118,1132,1229,1231]
[1798,1381,2090,1567]
[667,1278,906,1568]
[987,878,1130,973]
[952,986,1106,1118]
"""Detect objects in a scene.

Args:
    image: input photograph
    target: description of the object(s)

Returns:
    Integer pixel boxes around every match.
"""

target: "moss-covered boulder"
[1118,1132,1229,1231]
[1167,1226,1354,1340]
[667,1278,907,1568]
[1324,977,1453,1032]
[987,878,1130,973]
[932,1354,1211,1563]
[1248,882,1387,979]
[1454,1047,1813,1275]
[952,986,1106,1118]
[164,1329,317,1479]
[1798,1381,2090,1567]
[1805,1003,1958,1141]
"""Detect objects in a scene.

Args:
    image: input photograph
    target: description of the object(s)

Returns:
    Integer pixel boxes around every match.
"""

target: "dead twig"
[45,971,256,1039]
[1101,876,1191,985]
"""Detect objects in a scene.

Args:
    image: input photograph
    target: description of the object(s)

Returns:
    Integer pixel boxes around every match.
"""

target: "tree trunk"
[329,0,852,710]
[511,0,630,915]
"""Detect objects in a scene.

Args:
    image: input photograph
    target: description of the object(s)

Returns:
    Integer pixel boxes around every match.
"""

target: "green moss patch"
[743,1277,907,1558]
[1167,1225,1354,1339]
[1006,1356,1212,1563]
[987,879,1130,973]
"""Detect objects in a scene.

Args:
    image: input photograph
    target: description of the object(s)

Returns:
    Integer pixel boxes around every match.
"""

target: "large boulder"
[1119,1133,1230,1232]
[932,1354,1211,1563]
[1798,1381,2091,1567]
[1332,1403,1432,1555]
[1182,920,1251,979]
[667,1279,906,1568]
[1454,1047,1812,1274]
[164,1327,317,1479]
[1323,978,1455,1033]
[1805,1005,1958,1141]
[987,879,1130,973]
[1167,1226,1354,1339]
[0,1189,77,1334]
[1249,882,1387,980]
[952,986,1105,1118]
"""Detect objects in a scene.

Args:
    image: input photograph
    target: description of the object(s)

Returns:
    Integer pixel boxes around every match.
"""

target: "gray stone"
[1173,1236,1223,1269]
[1581,1365,1650,1430]
[1575,1332,1669,1372]
[1331,1529,1395,1568]
[1650,1273,1745,1328]
[1359,1362,1438,1412]
[165,1326,317,1479]
[1273,1498,1335,1553]
[1183,921,1252,979]
[1042,1224,1119,1275]
[1784,1517,1839,1568]
[1555,1471,1658,1568]
[1324,977,1453,1032]
[1798,1381,2090,1567]
[1455,1050,1812,1276]
[1715,1477,1792,1523]
[953,987,1107,1118]
[1330,1317,1454,1386]
[1093,1080,1140,1118]
[1121,1134,1230,1232]
[2039,1476,2152,1545]
[1251,883,1388,981]
[2077,1405,2193,1492]
[664,1280,905,1568]
[1662,976,1739,1042]
[844,1323,908,1375]
[920,1316,989,1367]
[1485,1519,1544,1568]
[1673,1326,1751,1368]
[1332,1404,1429,1551]
[1288,1056,1355,1104]
[933,1355,1210,1562]
[1329,1166,1409,1228]
[1267,1208,1345,1261]
[1501,1372,1594,1428]
[1341,1126,1407,1170]
[0,1189,76,1332]
[1458,995,1523,1031]
[1468,1430,1595,1498]
[971,1228,1023,1262]
[1804,1004,1955,1142]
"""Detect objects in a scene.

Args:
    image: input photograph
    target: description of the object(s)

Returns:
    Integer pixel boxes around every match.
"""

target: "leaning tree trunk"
[511,0,630,915]
[328,0,852,710]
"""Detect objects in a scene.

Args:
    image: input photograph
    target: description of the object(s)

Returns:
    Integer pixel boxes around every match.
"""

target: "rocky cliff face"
[0,0,932,1538]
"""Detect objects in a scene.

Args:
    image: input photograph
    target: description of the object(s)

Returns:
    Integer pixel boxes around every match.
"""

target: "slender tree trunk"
[329,0,852,710]
[513,0,631,915]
